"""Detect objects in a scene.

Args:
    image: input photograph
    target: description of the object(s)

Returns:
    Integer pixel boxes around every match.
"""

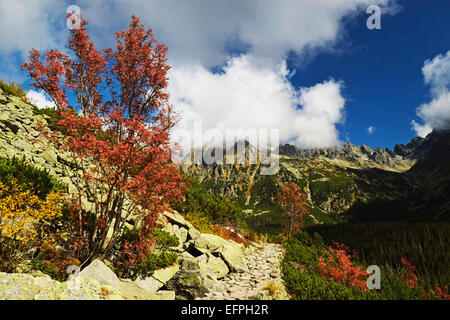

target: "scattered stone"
[77,259,121,291]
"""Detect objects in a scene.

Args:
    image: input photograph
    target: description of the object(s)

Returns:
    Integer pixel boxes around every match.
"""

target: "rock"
[194,233,246,272]
[155,290,176,300]
[63,277,117,300]
[188,227,201,241]
[196,253,229,279]
[165,258,215,300]
[163,211,194,229]
[250,241,263,249]
[135,276,164,293]
[116,279,170,300]
[77,259,121,291]
[153,264,180,283]
[135,263,180,293]
[0,272,130,300]
[0,272,62,300]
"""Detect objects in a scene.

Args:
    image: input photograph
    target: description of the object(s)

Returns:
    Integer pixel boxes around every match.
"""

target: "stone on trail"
[77,259,121,291]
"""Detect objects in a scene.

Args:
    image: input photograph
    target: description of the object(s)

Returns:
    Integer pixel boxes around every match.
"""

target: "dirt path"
[201,243,288,300]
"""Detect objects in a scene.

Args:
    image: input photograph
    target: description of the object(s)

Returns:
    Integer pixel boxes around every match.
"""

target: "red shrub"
[318,244,369,291]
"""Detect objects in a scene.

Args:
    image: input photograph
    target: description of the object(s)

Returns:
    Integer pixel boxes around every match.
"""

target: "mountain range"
[181,128,450,231]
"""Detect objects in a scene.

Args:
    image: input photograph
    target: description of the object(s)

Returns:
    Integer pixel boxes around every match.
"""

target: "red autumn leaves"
[318,244,369,291]
[22,15,185,266]
[276,182,310,238]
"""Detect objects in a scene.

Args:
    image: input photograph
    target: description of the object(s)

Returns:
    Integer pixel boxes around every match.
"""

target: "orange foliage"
[318,243,369,291]
[0,182,63,244]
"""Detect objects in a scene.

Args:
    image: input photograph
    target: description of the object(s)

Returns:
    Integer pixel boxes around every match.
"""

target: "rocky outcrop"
[279,141,415,170]
[0,89,136,220]
[0,261,174,300]
[152,210,288,300]
[193,233,247,272]
[158,211,251,299]
[165,257,217,300]
[0,90,71,187]
[135,264,180,293]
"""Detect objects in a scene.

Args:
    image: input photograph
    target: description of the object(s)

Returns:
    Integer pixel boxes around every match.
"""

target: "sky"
[0,0,449,150]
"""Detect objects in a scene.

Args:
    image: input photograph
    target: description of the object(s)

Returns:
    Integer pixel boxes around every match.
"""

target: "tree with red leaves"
[276,182,309,238]
[22,15,185,267]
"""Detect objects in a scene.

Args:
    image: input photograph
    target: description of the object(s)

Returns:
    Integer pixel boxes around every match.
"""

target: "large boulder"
[196,253,229,280]
[135,264,180,293]
[194,233,246,272]
[0,271,175,300]
[165,258,216,300]
[77,259,121,291]
[62,277,122,300]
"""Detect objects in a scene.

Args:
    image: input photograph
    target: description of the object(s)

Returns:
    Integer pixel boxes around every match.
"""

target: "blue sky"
[1,0,449,151]
[288,0,450,149]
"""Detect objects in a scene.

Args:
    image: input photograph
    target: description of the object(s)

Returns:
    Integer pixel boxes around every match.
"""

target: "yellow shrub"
[0,182,63,244]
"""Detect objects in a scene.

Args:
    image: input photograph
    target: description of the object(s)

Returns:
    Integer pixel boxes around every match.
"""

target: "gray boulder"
[77,259,121,291]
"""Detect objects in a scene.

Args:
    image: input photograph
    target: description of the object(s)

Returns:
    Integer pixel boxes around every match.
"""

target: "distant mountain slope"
[1,85,448,228]
[182,129,449,228]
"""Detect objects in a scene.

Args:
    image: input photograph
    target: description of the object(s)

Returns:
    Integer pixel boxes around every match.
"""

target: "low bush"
[31,241,80,281]
[136,251,178,277]
[114,226,179,279]
[0,182,64,272]
[281,231,444,300]
[0,80,31,104]
[173,177,244,226]
[153,228,179,248]
[0,156,65,200]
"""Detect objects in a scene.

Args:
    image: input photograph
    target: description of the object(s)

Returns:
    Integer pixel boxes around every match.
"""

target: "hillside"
[180,128,449,233]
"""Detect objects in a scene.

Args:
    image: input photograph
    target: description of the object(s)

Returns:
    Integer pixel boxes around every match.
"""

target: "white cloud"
[170,55,345,149]
[0,0,400,148]
[367,126,375,135]
[422,51,450,96]
[0,0,66,54]
[411,120,432,139]
[25,90,56,109]
[412,50,450,137]
[77,0,395,68]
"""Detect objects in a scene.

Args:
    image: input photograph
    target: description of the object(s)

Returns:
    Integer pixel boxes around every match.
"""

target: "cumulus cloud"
[0,0,399,148]
[25,90,56,109]
[422,51,450,96]
[412,50,450,137]
[77,0,395,68]
[367,126,375,135]
[0,0,66,54]
[170,55,345,149]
